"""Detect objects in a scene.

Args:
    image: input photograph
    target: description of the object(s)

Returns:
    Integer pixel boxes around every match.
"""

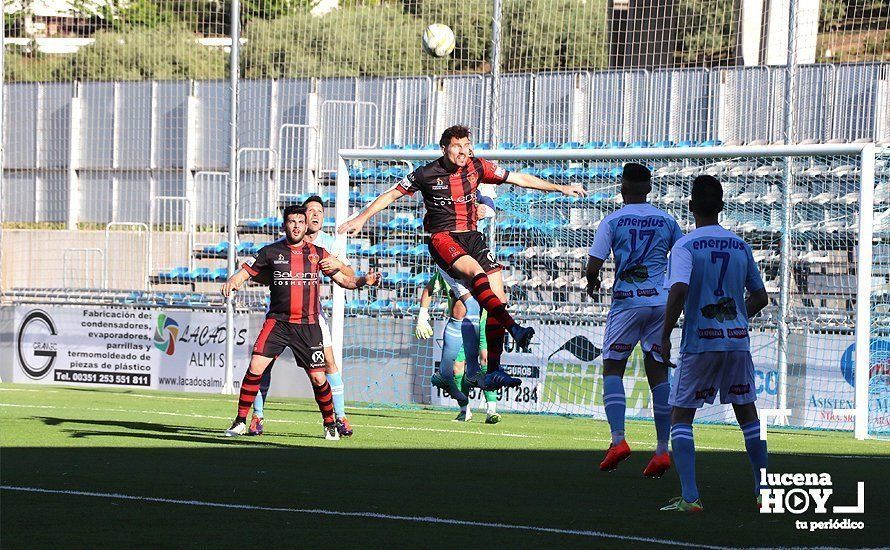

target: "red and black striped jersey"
[396,156,509,234]
[242,240,330,324]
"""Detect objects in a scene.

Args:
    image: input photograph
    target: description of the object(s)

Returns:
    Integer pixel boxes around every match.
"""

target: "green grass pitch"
[1,383,888,548]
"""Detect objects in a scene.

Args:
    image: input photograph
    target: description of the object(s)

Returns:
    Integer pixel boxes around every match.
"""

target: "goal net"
[327,144,886,437]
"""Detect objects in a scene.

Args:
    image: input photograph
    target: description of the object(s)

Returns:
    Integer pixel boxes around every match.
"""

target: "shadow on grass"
[2,443,888,548]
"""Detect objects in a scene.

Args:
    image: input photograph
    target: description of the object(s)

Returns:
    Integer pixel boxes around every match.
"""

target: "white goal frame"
[334,143,878,439]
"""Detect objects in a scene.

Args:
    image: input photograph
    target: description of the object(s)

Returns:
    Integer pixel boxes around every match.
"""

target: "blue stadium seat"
[517,141,536,149]
[583,141,605,149]
[323,217,335,227]
[361,191,379,203]
[261,217,281,230]
[365,244,387,257]
[405,143,423,150]
[321,299,333,309]
[423,143,440,150]
[561,167,584,179]
[677,140,696,148]
[348,167,363,179]
[474,142,491,150]
[212,268,228,281]
[158,267,189,282]
[498,142,516,150]
[203,241,229,255]
[585,167,609,179]
[320,192,336,203]
[562,141,582,149]
[608,140,627,148]
[395,300,414,312]
[654,140,674,148]
[410,272,432,285]
[539,167,560,179]
[630,140,650,148]
[244,219,265,230]
[369,299,393,312]
[406,244,427,256]
[237,242,255,254]
[520,166,541,177]
[346,299,367,311]
[361,167,382,180]
[349,190,362,203]
[383,143,402,150]
[347,242,365,255]
[186,267,213,281]
[539,142,559,149]
[609,167,624,178]
[699,139,722,147]
[385,244,411,257]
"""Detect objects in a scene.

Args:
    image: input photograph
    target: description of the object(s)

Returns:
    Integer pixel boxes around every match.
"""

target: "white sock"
[656,440,669,455]
[460,405,468,413]
[486,402,496,414]
[611,431,625,445]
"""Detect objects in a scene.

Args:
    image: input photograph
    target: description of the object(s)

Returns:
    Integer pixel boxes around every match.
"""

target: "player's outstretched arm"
[329,269,381,290]
[337,187,403,236]
[745,288,769,318]
[221,269,251,297]
[415,278,437,339]
[585,256,605,299]
[505,172,586,197]
[660,282,688,367]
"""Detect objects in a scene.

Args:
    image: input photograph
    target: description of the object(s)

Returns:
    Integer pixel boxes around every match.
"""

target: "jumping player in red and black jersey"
[222,205,380,440]
[339,125,585,390]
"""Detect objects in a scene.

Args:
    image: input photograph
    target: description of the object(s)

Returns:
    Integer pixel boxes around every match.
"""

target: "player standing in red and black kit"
[339,125,585,390]
[222,205,380,440]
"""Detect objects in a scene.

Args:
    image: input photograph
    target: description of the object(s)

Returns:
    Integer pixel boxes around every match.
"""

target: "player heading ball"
[339,125,586,391]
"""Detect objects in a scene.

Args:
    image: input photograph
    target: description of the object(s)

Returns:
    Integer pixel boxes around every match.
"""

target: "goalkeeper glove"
[415,307,433,339]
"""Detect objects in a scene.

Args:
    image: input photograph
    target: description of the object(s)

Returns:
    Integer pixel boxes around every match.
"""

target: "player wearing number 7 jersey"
[586,163,683,477]
[658,175,769,512]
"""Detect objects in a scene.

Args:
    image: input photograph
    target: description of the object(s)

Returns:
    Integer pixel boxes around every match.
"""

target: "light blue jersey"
[589,203,683,312]
[309,230,350,265]
[665,225,765,353]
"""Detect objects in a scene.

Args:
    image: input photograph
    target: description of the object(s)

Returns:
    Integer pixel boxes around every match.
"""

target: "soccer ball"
[422,24,455,57]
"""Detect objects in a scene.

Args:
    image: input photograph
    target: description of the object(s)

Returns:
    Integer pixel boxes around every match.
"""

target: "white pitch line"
[0,485,722,548]
[0,402,887,458]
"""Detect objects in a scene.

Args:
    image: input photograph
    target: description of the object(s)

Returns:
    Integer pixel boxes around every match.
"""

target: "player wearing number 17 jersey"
[586,163,683,477]
[659,176,769,512]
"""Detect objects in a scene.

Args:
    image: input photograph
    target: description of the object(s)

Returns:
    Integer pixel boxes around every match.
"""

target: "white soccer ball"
[422,24,455,57]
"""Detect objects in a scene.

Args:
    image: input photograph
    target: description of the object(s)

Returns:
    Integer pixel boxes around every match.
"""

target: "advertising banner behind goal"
[14,306,250,393]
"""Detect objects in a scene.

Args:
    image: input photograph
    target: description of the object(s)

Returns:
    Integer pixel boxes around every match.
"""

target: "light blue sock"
[671,423,699,503]
[440,317,468,406]
[327,370,345,418]
[651,382,671,454]
[254,366,272,418]
[461,298,481,378]
[741,420,768,495]
[602,375,626,444]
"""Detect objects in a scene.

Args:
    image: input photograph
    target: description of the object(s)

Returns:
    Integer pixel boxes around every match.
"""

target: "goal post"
[335,144,884,439]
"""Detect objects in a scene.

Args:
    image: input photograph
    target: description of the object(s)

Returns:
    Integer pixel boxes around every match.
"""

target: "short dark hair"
[302,195,324,209]
[282,204,307,222]
[690,175,724,216]
[439,125,471,148]
[621,162,652,195]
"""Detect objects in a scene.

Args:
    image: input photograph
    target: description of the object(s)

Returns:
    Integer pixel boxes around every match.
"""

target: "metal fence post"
[223,0,241,395]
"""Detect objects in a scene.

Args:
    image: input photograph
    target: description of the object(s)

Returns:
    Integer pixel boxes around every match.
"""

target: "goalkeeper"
[416,269,501,423]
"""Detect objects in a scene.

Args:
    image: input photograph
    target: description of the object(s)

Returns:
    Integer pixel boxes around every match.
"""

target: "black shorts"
[428,231,501,275]
[252,319,325,372]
